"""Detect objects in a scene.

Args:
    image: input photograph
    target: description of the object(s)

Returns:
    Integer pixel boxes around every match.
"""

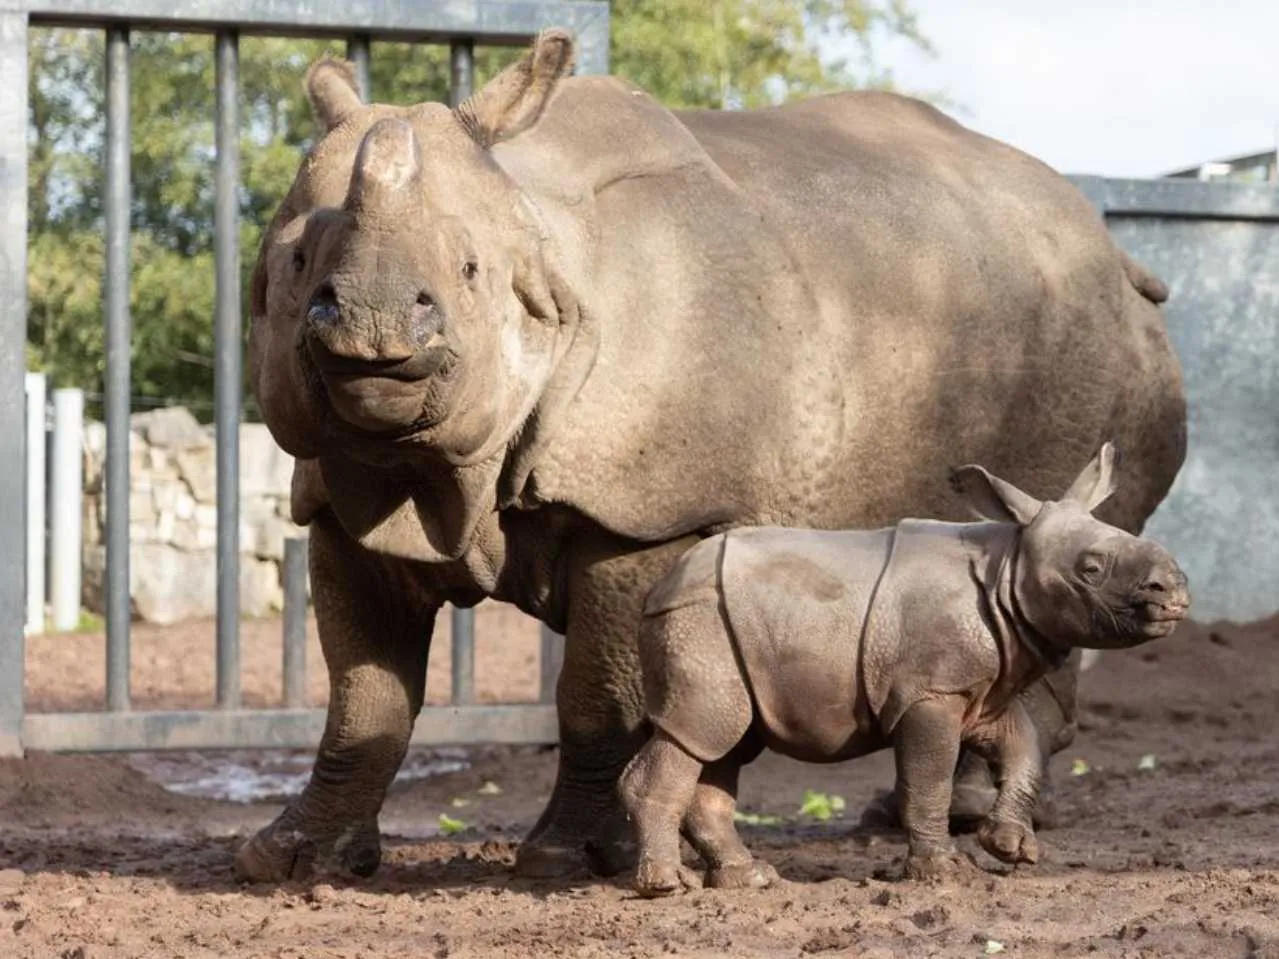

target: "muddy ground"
[3,606,1279,958]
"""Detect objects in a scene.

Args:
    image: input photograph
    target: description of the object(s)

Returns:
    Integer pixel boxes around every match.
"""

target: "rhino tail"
[1120,249,1169,304]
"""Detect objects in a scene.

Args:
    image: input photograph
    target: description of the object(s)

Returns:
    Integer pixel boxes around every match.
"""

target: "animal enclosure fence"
[0,0,611,756]
[3,3,1276,756]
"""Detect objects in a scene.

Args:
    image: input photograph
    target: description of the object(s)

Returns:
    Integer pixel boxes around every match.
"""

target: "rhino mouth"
[1131,599,1189,638]
[304,334,451,436]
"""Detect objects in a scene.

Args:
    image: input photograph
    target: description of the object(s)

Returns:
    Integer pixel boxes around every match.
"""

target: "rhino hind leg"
[619,730,705,897]
[682,741,778,891]
[233,512,433,883]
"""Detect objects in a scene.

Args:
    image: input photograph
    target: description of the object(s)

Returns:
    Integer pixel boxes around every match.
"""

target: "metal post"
[104,26,132,713]
[49,389,84,633]
[281,537,308,708]
[24,373,47,635]
[449,38,474,109]
[214,29,242,709]
[451,607,475,705]
[539,625,564,705]
[345,34,371,101]
[0,10,29,757]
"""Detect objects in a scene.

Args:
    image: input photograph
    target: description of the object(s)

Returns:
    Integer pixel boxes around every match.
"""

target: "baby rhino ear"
[949,464,1043,525]
[1063,441,1119,513]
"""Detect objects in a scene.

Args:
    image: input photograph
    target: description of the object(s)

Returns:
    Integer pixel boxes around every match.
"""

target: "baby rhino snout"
[1133,557,1190,620]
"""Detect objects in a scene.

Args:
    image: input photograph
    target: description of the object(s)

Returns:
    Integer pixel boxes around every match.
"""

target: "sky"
[842,0,1279,178]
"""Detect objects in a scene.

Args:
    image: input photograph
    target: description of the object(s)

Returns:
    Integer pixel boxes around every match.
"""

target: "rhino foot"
[705,859,779,890]
[233,809,381,884]
[978,818,1039,866]
[635,861,702,898]
[515,808,635,879]
[902,847,978,883]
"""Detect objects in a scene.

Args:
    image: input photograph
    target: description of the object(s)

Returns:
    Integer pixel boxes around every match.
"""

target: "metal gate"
[0,0,610,757]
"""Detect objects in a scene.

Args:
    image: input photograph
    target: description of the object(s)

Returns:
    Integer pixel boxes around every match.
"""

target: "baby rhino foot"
[903,847,976,883]
[706,859,779,890]
[634,860,702,898]
[978,818,1039,865]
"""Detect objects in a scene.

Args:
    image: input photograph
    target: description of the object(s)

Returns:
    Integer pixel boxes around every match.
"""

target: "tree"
[25,5,931,420]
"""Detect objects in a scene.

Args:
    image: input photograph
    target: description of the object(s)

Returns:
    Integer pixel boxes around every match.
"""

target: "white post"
[49,388,84,632]
[24,372,46,634]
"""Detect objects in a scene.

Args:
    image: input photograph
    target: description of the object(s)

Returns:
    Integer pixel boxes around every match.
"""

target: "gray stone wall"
[81,407,308,625]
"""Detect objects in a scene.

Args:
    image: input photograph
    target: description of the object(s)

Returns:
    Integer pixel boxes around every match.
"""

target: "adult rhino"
[235,29,1185,883]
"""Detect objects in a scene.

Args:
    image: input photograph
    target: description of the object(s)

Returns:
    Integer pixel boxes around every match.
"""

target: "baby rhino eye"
[1078,554,1106,579]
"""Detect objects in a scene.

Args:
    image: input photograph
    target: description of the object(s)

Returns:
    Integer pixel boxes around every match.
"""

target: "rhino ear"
[949,465,1043,525]
[455,28,575,148]
[1062,441,1119,513]
[306,55,363,133]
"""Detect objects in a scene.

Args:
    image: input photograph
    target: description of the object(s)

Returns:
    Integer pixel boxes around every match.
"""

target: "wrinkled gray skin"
[620,444,1190,896]
[234,27,1186,884]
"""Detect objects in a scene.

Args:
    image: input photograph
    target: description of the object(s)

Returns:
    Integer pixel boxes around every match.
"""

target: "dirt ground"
[4,606,1279,958]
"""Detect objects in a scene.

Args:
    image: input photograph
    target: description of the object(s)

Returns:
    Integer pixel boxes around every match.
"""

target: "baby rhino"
[620,443,1189,897]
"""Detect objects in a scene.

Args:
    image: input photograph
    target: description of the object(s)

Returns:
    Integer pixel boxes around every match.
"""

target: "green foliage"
[797,788,846,821]
[26,6,931,417]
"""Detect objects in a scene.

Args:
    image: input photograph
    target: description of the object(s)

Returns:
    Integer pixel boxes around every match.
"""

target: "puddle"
[129,747,470,803]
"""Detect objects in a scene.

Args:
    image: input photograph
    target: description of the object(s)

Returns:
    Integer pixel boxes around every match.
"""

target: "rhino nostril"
[408,291,442,349]
[307,283,340,328]
[1142,580,1167,594]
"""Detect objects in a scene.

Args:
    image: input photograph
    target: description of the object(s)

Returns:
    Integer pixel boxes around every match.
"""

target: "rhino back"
[719,527,894,761]
[501,80,1184,545]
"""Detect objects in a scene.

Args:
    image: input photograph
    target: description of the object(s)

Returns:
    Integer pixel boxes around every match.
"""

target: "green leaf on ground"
[438,813,467,836]
[1070,758,1091,777]
[1137,754,1158,771]
[733,810,784,827]
[477,780,503,796]
[798,789,847,822]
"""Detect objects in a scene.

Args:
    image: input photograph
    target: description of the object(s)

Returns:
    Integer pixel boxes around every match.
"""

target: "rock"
[131,406,207,449]
[241,556,284,617]
[241,424,295,498]
[132,543,218,624]
[176,445,217,503]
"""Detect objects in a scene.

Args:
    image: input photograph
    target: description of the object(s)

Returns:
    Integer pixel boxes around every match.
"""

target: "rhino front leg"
[971,700,1042,867]
[618,730,703,897]
[234,512,436,883]
[514,534,699,879]
[894,697,972,881]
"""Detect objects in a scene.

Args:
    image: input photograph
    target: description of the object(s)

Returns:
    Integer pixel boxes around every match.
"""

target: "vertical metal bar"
[24,373,46,636]
[448,38,474,109]
[0,10,29,757]
[214,30,242,709]
[446,40,477,708]
[49,389,84,633]
[345,34,371,101]
[104,26,132,713]
[539,624,564,705]
[450,607,475,705]
[281,537,308,708]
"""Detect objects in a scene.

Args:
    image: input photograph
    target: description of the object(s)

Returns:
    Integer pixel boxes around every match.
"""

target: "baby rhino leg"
[683,749,778,890]
[619,731,702,897]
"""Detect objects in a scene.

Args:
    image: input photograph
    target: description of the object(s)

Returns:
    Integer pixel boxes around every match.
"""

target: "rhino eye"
[1078,555,1106,580]
[292,249,306,273]
[462,259,478,280]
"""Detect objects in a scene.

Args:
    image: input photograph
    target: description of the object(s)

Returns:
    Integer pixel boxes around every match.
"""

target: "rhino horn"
[347,117,422,213]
